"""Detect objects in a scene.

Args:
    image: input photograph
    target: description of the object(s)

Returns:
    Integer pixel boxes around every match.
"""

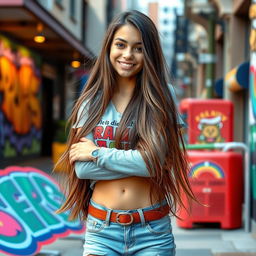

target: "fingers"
[70,141,85,150]
[69,149,76,164]
[69,139,95,164]
[80,138,96,148]
[69,143,86,164]
[69,144,79,164]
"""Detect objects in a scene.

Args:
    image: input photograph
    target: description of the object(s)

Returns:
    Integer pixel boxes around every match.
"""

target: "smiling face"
[109,24,144,82]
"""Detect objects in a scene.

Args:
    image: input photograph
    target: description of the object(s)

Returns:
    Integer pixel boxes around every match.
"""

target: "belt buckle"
[116,212,134,226]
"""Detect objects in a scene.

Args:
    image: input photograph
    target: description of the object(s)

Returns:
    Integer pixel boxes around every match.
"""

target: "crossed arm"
[70,87,184,181]
[69,128,150,180]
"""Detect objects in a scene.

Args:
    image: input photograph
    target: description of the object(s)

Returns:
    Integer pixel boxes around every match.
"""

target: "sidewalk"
[38,220,256,256]
[2,157,256,256]
[173,221,256,256]
[37,218,256,256]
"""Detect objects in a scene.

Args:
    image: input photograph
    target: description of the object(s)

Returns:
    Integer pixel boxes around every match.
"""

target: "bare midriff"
[91,176,159,210]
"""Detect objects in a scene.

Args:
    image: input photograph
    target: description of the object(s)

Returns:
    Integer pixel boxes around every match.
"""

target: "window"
[55,0,62,5]
[70,0,76,21]
[55,0,63,9]
[37,0,53,9]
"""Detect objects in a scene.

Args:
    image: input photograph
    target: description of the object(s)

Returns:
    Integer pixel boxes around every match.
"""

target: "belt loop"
[105,209,112,226]
[137,209,146,226]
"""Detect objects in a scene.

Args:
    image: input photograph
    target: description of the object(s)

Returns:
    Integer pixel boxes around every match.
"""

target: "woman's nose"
[123,48,133,58]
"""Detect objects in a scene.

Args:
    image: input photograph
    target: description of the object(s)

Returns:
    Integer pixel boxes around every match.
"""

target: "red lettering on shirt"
[103,126,114,140]
[97,140,107,147]
[94,126,104,139]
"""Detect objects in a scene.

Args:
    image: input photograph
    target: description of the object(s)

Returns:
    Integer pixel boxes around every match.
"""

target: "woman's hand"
[69,138,99,164]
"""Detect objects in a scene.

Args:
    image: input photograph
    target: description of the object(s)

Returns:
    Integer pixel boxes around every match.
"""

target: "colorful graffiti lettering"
[250,63,256,120]
[250,124,256,202]
[249,3,256,120]
[0,166,85,256]
[249,1,256,221]
[0,36,42,158]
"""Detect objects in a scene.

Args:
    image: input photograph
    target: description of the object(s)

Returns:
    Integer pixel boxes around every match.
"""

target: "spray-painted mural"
[0,35,42,159]
[249,1,256,221]
[0,166,85,256]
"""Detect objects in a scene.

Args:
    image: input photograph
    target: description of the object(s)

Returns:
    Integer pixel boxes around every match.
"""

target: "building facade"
[179,0,255,232]
[0,0,121,166]
[128,0,184,70]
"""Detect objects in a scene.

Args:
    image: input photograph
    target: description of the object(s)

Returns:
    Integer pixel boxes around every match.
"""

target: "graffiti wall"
[0,166,85,256]
[249,1,256,222]
[0,35,42,159]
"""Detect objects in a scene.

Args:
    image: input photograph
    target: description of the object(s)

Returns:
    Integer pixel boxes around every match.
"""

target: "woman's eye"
[116,43,125,48]
[134,47,143,53]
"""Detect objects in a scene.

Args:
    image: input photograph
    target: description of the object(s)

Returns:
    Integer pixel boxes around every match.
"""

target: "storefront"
[0,0,93,166]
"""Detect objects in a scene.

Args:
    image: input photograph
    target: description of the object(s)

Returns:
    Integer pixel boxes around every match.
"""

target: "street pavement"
[35,218,256,256]
[34,218,256,256]
[173,221,256,256]
[1,157,256,256]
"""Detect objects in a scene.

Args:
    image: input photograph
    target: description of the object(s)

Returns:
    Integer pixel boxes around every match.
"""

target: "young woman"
[57,10,196,256]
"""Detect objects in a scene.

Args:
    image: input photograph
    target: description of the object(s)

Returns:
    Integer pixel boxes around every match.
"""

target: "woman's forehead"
[112,24,142,44]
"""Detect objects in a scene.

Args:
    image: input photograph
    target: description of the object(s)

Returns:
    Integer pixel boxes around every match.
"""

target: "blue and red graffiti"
[0,166,85,256]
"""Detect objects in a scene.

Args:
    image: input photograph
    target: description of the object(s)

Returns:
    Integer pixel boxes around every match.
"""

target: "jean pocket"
[86,215,106,233]
[146,215,172,235]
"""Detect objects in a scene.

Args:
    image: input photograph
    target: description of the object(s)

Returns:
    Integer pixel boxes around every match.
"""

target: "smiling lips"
[118,61,135,70]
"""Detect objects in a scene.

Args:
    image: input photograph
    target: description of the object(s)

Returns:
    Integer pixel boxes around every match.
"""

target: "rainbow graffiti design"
[0,166,85,256]
[189,161,225,179]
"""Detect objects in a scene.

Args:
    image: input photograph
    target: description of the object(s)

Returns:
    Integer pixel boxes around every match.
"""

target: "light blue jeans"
[83,199,176,256]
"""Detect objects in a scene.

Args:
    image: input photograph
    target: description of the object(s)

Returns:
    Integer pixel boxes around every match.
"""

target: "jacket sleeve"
[95,147,150,177]
[74,132,150,179]
[90,87,184,176]
[74,160,131,180]
[72,101,150,179]
[73,132,134,180]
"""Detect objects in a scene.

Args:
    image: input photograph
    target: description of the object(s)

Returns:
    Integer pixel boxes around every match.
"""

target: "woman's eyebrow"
[114,38,142,44]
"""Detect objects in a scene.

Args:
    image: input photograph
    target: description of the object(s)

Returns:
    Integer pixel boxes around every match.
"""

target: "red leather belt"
[88,203,170,226]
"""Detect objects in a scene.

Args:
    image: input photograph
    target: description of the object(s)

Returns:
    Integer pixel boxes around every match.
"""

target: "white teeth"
[119,62,133,68]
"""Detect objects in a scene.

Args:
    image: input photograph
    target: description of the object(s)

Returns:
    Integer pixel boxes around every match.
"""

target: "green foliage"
[3,140,17,157]
[22,139,41,155]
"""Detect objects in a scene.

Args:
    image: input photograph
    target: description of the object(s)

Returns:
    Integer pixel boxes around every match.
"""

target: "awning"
[0,0,94,64]
[225,61,249,92]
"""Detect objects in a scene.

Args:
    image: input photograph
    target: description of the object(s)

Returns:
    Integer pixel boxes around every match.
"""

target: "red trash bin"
[177,150,243,229]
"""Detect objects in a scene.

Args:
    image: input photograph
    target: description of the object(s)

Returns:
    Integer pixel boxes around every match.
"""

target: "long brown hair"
[56,10,196,220]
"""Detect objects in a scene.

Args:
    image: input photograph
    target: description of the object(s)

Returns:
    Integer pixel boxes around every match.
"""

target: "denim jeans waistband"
[89,199,168,226]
